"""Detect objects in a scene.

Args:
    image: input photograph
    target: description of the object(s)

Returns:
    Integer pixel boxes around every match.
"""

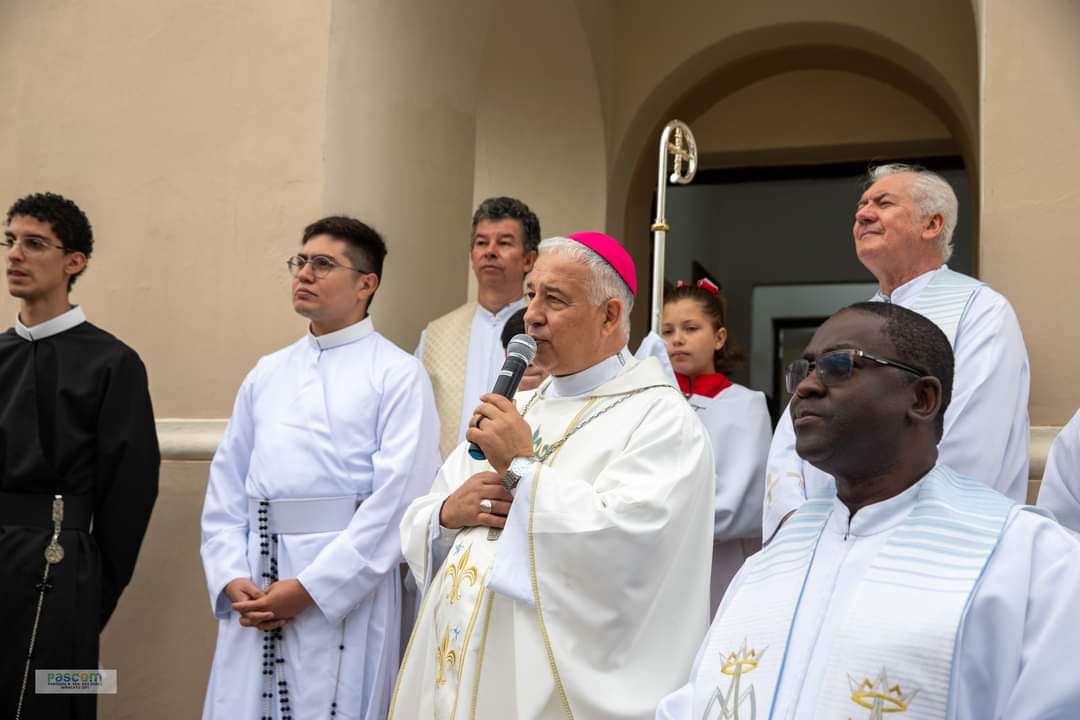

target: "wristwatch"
[502,456,532,493]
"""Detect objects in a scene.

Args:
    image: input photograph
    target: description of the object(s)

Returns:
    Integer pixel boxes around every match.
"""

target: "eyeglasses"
[286,255,371,279]
[785,349,925,394]
[3,236,70,254]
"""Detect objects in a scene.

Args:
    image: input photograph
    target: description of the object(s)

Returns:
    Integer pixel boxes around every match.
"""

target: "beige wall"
[322,0,491,347]
[99,461,215,719]
[466,0,610,300]
[0,0,333,418]
[598,1,979,337]
[978,0,1080,425]
[694,70,951,156]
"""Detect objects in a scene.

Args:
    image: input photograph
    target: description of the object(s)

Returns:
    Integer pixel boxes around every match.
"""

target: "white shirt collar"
[826,467,928,538]
[475,298,526,324]
[307,316,374,351]
[14,305,87,342]
[873,264,947,304]
[548,346,631,398]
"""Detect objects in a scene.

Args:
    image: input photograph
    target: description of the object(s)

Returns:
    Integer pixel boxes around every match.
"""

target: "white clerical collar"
[874,264,948,305]
[475,298,526,323]
[548,346,631,398]
[826,468,928,538]
[307,316,374,351]
[14,305,87,342]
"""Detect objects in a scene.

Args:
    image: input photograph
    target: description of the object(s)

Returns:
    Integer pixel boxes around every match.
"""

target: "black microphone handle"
[467,355,529,461]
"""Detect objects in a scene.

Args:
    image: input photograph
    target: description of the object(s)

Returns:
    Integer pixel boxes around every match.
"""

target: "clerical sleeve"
[92,348,160,629]
[201,368,258,618]
[992,522,1080,716]
[951,510,1080,717]
[495,391,716,719]
[761,407,807,542]
[399,444,474,592]
[1036,410,1080,533]
[938,293,1030,503]
[298,360,441,623]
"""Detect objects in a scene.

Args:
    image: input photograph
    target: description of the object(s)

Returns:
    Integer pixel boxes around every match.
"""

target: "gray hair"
[867,163,958,263]
[537,236,634,335]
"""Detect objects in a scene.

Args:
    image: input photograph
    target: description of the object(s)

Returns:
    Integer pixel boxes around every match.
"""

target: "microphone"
[467,334,538,461]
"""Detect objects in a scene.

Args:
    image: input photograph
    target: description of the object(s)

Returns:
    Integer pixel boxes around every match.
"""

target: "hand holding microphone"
[466,334,538,470]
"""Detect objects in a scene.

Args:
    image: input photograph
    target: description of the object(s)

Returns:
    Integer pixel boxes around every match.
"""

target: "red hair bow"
[676,278,720,295]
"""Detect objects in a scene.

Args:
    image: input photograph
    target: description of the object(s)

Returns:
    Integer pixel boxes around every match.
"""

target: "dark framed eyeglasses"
[286,254,371,279]
[785,349,925,394]
[3,236,70,254]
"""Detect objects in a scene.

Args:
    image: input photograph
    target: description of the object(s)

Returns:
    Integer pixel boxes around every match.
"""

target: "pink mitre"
[565,231,638,296]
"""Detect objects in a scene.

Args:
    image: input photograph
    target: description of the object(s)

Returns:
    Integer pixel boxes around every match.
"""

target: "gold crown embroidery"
[847,668,918,718]
[703,639,765,720]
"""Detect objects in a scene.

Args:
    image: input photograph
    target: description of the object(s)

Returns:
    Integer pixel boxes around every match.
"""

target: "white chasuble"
[201,318,441,720]
[392,355,716,720]
[763,266,1031,542]
[659,464,1080,720]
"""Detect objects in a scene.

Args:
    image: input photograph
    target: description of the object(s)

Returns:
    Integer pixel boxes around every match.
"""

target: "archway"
[606,22,979,352]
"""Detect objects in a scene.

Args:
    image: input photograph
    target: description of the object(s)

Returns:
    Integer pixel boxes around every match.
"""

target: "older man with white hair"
[391,232,715,720]
[763,164,1031,541]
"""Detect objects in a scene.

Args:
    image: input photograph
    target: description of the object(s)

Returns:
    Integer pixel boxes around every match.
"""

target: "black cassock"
[0,319,159,719]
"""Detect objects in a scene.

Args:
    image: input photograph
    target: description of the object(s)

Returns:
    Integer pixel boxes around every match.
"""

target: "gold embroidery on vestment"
[447,575,489,720]
[847,668,918,718]
[435,625,458,688]
[703,639,764,720]
[443,543,479,605]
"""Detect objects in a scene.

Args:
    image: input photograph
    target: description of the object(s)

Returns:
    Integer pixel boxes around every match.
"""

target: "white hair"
[537,236,634,336]
[867,163,958,263]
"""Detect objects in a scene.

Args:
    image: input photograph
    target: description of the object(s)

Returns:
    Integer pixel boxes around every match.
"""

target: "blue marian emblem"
[531,426,552,459]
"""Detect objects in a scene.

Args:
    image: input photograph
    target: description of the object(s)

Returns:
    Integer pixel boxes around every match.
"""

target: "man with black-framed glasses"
[1,192,160,719]
[199,215,440,720]
[659,302,1080,720]
[763,164,1030,544]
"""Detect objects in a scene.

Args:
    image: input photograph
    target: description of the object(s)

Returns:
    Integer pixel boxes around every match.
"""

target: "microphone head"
[507,333,538,364]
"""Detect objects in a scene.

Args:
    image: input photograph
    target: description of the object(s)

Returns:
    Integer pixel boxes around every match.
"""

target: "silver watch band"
[503,456,532,492]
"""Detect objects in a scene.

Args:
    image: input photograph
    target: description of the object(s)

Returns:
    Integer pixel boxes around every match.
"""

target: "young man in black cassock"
[0,193,159,719]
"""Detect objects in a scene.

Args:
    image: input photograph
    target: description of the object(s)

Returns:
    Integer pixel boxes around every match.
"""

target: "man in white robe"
[200,216,440,720]
[764,164,1030,542]
[392,232,716,720]
[658,302,1080,720]
[416,197,540,458]
[1037,408,1080,533]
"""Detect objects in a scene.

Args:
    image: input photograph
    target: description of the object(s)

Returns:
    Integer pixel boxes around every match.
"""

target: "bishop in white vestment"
[393,232,715,720]
[764,165,1030,541]
[201,218,441,720]
[659,303,1080,720]
[1037,408,1080,533]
